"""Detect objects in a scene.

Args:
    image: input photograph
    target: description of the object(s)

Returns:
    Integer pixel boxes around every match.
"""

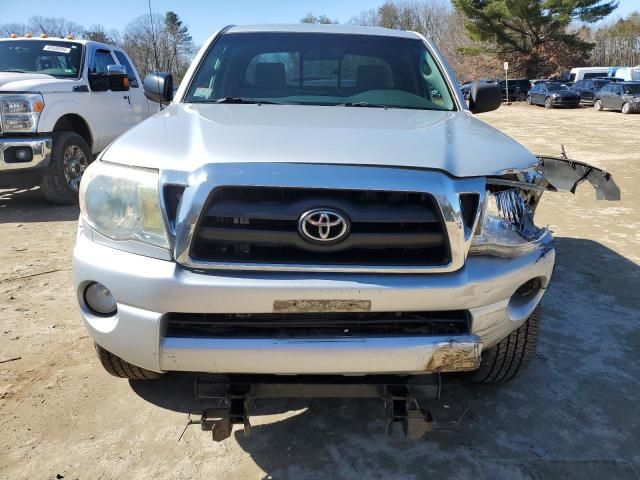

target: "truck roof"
[0,36,119,50]
[225,23,420,39]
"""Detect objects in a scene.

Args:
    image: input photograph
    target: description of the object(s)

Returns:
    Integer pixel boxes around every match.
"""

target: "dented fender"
[487,155,621,201]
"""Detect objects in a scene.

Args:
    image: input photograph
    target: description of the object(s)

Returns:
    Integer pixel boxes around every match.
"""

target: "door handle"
[124,95,131,105]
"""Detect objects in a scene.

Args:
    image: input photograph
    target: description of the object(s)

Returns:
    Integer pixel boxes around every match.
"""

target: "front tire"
[94,343,162,380]
[469,306,540,384]
[544,97,553,109]
[621,102,632,114]
[40,131,91,205]
[594,99,603,111]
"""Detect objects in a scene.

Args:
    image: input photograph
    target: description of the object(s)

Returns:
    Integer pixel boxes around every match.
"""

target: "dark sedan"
[460,79,497,100]
[594,82,640,114]
[527,82,580,108]
[571,78,612,105]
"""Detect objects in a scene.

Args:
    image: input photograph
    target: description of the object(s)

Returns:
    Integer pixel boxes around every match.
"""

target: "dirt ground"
[1,103,639,480]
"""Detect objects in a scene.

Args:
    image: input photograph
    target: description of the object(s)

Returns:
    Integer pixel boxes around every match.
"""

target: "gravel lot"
[1,103,639,480]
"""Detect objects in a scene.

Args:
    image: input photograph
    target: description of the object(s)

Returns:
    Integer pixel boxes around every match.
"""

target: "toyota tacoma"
[72,24,619,437]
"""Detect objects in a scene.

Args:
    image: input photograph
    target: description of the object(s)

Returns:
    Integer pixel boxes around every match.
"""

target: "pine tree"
[452,0,618,77]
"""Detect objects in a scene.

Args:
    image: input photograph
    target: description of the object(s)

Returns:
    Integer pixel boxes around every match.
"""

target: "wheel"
[594,99,603,111]
[526,95,532,105]
[94,343,162,380]
[517,92,526,102]
[621,102,632,114]
[40,131,92,205]
[469,305,540,384]
[544,97,553,109]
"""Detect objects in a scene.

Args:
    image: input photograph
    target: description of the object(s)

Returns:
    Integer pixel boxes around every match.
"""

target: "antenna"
[148,0,164,110]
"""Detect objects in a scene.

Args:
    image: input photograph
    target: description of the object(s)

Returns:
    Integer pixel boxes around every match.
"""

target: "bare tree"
[0,22,29,36]
[349,1,503,81]
[28,16,84,37]
[122,12,195,83]
[300,13,338,24]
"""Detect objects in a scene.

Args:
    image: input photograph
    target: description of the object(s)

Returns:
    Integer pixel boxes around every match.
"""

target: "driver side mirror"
[88,64,130,92]
[143,72,174,104]
[468,82,502,114]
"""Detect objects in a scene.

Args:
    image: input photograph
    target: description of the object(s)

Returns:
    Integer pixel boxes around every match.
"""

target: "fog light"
[84,282,117,316]
[14,147,33,162]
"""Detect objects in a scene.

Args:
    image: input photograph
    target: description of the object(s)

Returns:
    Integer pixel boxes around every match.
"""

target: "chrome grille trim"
[168,163,486,273]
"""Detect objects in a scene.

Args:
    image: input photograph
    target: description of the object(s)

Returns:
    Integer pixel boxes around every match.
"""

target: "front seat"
[254,62,287,94]
[356,65,390,91]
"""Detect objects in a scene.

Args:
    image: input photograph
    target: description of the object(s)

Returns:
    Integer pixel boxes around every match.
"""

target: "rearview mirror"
[143,72,174,104]
[468,82,502,114]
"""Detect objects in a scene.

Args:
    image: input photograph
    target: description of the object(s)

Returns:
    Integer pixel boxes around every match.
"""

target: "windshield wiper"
[0,69,29,73]
[336,101,389,109]
[337,102,430,111]
[214,97,280,105]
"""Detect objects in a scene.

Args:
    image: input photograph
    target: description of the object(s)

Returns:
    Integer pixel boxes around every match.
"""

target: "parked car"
[571,78,612,105]
[460,79,496,100]
[0,35,157,203]
[594,81,640,114]
[527,82,580,108]
[72,24,619,440]
[499,78,531,101]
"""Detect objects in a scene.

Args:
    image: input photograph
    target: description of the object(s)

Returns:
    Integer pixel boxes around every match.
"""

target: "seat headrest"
[356,65,390,91]
[254,62,286,89]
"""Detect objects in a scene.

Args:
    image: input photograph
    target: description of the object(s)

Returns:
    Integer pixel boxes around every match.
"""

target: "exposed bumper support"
[189,374,458,441]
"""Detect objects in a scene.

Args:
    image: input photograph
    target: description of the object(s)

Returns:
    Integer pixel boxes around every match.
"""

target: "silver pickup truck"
[72,24,618,438]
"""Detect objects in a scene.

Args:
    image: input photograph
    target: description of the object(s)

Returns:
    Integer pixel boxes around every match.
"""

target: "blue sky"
[1,0,638,45]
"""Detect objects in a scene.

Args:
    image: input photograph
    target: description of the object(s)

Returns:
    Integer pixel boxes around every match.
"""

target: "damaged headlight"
[79,161,169,249]
[469,188,552,258]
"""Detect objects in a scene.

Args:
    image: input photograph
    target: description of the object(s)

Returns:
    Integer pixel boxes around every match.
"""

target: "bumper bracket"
[179,374,469,441]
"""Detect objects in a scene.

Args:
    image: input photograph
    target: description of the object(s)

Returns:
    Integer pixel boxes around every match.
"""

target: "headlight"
[0,94,45,133]
[79,161,169,249]
[469,189,551,257]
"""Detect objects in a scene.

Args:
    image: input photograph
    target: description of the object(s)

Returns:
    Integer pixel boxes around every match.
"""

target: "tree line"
[1,2,639,84]
[306,0,639,81]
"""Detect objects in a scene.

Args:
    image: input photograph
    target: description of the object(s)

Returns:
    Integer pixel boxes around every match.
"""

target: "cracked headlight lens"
[79,161,168,248]
[469,189,551,257]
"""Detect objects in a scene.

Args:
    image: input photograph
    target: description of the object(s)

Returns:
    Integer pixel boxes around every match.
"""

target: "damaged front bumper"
[489,154,621,201]
[74,229,555,375]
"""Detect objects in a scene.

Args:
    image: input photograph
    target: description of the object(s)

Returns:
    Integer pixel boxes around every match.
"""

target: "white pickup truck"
[0,36,156,203]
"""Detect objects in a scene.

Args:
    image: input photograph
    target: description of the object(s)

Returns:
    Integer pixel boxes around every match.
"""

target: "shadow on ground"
[0,187,79,223]
[130,237,640,479]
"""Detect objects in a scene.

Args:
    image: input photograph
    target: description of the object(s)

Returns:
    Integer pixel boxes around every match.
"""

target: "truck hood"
[0,72,77,92]
[103,103,538,177]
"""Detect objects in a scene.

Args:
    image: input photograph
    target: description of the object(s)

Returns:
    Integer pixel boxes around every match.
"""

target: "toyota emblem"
[298,209,350,243]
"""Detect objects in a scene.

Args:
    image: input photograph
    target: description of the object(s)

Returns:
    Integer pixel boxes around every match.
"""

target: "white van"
[569,67,612,82]
[614,67,640,81]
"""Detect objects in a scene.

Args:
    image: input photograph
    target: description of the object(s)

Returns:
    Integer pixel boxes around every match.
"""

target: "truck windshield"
[184,32,456,111]
[0,40,83,78]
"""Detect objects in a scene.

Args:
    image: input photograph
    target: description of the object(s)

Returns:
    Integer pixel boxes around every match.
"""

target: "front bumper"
[552,96,580,106]
[0,136,51,171]
[73,229,555,375]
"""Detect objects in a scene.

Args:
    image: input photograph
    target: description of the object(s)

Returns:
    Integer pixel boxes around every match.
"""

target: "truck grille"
[165,311,470,338]
[189,186,450,267]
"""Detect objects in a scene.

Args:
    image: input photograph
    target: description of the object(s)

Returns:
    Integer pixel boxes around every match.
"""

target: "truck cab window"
[90,49,114,74]
[114,51,139,88]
